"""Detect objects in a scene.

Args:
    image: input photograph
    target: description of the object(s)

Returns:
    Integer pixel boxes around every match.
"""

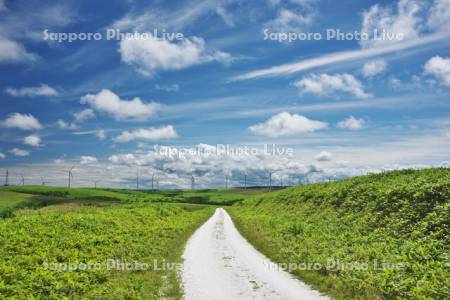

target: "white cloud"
[57,119,79,130]
[427,0,450,31]
[362,60,387,77]
[360,0,423,48]
[337,116,366,130]
[5,84,59,97]
[233,0,450,81]
[0,36,37,64]
[81,89,160,121]
[155,84,180,92]
[9,148,30,157]
[114,126,179,143]
[73,108,95,122]
[96,130,106,141]
[249,112,328,137]
[423,56,450,86]
[293,73,370,98]
[233,32,447,80]
[80,156,98,165]
[265,8,313,32]
[23,135,42,147]
[315,151,332,162]
[119,35,231,76]
[0,152,5,159]
[1,113,43,130]
[389,76,402,88]
[216,6,235,27]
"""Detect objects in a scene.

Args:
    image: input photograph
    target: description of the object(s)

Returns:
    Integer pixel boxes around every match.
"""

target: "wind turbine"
[151,173,155,190]
[41,176,46,186]
[19,174,25,186]
[191,174,195,190]
[94,180,100,189]
[4,169,9,186]
[68,166,74,188]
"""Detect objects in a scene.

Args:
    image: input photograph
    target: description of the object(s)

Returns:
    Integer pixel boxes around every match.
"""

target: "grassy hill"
[229,168,450,299]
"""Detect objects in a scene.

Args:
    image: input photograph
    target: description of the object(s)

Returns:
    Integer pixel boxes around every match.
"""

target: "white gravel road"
[182,208,330,300]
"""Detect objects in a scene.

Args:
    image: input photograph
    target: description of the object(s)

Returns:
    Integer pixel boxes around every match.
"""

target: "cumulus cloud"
[315,151,332,162]
[96,129,106,140]
[1,113,43,130]
[293,73,370,98]
[362,60,387,77]
[423,56,450,86]
[337,116,366,130]
[9,148,30,157]
[114,126,178,143]
[23,135,42,147]
[81,89,160,121]
[0,36,37,64]
[0,152,5,159]
[427,0,450,31]
[119,35,231,76]
[57,119,79,130]
[5,84,59,97]
[108,143,325,188]
[80,156,98,165]
[73,109,95,122]
[249,112,328,137]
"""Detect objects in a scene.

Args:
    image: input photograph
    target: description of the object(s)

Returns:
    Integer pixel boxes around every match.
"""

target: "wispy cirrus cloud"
[233,0,450,81]
[5,84,59,97]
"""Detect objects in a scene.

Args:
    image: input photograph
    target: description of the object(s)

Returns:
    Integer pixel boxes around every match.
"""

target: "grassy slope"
[0,186,262,298]
[0,191,34,216]
[228,168,450,299]
[0,202,213,299]
[0,186,265,206]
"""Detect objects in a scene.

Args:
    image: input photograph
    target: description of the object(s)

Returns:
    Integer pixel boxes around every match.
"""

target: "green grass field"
[1,169,448,299]
[228,168,450,299]
[0,185,263,299]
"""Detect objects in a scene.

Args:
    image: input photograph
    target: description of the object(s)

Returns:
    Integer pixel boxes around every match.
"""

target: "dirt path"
[182,208,330,300]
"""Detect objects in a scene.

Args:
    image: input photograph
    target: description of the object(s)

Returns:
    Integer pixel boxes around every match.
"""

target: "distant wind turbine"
[68,166,74,188]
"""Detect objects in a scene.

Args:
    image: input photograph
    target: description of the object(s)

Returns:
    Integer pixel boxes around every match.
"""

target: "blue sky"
[0,0,449,188]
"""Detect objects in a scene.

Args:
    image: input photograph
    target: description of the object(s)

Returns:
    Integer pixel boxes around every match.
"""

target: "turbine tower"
[191,175,195,190]
[68,166,74,188]
[4,169,9,186]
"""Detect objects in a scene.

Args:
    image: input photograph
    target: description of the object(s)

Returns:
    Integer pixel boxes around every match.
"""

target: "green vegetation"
[0,186,262,298]
[0,201,213,299]
[0,191,35,217]
[1,185,266,206]
[229,168,450,299]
